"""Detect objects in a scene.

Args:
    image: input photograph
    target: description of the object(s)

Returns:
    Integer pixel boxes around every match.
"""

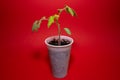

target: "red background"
[0,0,120,80]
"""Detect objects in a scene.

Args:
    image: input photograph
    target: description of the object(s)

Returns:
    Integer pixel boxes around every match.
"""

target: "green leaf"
[64,28,71,35]
[32,20,41,32]
[65,6,77,16]
[47,16,55,28]
[32,16,46,32]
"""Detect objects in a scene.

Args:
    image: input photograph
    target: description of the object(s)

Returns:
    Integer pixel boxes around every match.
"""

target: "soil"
[48,38,70,46]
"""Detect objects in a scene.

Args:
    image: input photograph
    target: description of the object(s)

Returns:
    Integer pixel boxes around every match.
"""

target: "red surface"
[0,0,120,80]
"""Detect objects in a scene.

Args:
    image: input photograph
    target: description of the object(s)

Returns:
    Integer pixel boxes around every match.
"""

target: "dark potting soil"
[48,38,70,46]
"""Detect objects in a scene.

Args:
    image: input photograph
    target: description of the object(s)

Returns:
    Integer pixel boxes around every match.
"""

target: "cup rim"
[45,35,74,48]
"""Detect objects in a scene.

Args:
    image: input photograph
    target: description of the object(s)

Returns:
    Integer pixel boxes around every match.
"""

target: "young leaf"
[54,14,59,20]
[64,28,71,35]
[65,6,77,16]
[47,16,55,28]
[32,20,41,32]
[32,16,46,32]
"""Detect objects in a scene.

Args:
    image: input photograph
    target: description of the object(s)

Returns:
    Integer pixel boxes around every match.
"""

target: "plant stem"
[56,21,61,46]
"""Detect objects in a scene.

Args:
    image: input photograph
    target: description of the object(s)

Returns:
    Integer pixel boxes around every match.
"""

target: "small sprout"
[32,5,77,45]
